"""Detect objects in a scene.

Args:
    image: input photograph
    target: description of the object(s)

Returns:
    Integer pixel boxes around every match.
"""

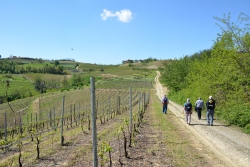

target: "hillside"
[0,58,166,105]
[1,71,249,166]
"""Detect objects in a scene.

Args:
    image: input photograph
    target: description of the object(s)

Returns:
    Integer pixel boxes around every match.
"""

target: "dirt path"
[155,71,250,167]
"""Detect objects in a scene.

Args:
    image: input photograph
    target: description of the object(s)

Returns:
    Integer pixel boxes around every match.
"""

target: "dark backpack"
[163,97,168,105]
[185,103,192,111]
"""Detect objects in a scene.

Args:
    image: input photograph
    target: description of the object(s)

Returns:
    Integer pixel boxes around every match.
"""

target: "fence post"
[4,112,7,142]
[129,87,133,134]
[117,96,120,114]
[108,97,111,120]
[91,77,98,167]
[60,95,65,146]
[54,107,56,129]
[49,109,52,127]
[73,104,75,122]
[19,112,22,134]
[138,92,141,122]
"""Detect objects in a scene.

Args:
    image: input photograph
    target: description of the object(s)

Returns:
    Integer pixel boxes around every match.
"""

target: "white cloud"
[101,9,133,23]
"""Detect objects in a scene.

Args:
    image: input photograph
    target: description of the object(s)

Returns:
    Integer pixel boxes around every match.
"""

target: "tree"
[55,60,60,67]
[62,76,69,88]
[34,76,46,93]
[214,13,250,53]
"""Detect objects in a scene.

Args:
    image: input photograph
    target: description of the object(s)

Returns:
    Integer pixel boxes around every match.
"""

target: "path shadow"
[190,123,231,127]
[196,118,218,121]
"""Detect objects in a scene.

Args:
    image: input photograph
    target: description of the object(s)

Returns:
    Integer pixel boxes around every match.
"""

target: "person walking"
[195,97,204,120]
[161,95,169,114]
[183,98,192,125]
[206,96,216,126]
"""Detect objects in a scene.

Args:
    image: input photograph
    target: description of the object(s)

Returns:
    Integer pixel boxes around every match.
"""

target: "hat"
[187,98,190,102]
[209,96,212,99]
[198,97,201,100]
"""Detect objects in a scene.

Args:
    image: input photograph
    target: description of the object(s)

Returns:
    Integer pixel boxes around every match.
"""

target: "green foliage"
[54,60,60,67]
[218,103,250,128]
[98,140,112,166]
[0,74,37,103]
[34,75,46,93]
[0,58,69,74]
[0,60,16,73]
[161,13,250,131]
[160,56,191,92]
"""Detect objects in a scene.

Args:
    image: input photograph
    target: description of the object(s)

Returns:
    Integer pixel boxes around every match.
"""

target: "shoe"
[211,124,213,126]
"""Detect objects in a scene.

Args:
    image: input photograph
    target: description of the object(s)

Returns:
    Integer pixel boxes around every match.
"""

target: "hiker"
[206,96,216,126]
[183,98,192,125]
[161,94,169,114]
[195,97,204,120]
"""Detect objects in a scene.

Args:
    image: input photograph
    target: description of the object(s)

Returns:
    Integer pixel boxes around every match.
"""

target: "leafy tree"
[214,12,250,53]
[62,76,69,88]
[54,60,60,67]
[161,56,191,92]
[34,76,46,93]
[71,74,83,87]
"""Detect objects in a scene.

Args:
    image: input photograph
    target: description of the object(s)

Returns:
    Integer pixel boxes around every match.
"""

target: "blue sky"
[1,0,250,65]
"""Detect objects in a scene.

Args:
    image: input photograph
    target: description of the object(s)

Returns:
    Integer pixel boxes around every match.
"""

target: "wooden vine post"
[4,112,7,142]
[60,95,65,146]
[129,87,133,147]
[18,111,22,134]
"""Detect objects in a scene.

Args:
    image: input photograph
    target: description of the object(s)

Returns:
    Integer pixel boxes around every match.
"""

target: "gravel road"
[155,71,250,167]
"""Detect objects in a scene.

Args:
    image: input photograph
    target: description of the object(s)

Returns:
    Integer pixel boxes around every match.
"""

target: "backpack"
[163,97,168,105]
[185,103,192,111]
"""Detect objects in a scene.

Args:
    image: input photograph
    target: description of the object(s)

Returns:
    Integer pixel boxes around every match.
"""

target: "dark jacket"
[206,99,216,110]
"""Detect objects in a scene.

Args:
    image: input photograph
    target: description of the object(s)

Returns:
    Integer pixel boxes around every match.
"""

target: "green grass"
[0,74,37,100]
[150,93,211,167]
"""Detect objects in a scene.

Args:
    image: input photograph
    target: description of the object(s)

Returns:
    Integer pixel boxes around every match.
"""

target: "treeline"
[0,59,66,75]
[160,13,250,132]
[122,57,158,64]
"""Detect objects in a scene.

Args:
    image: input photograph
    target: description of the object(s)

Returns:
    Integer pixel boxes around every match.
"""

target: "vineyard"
[0,79,152,166]
[0,74,37,103]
